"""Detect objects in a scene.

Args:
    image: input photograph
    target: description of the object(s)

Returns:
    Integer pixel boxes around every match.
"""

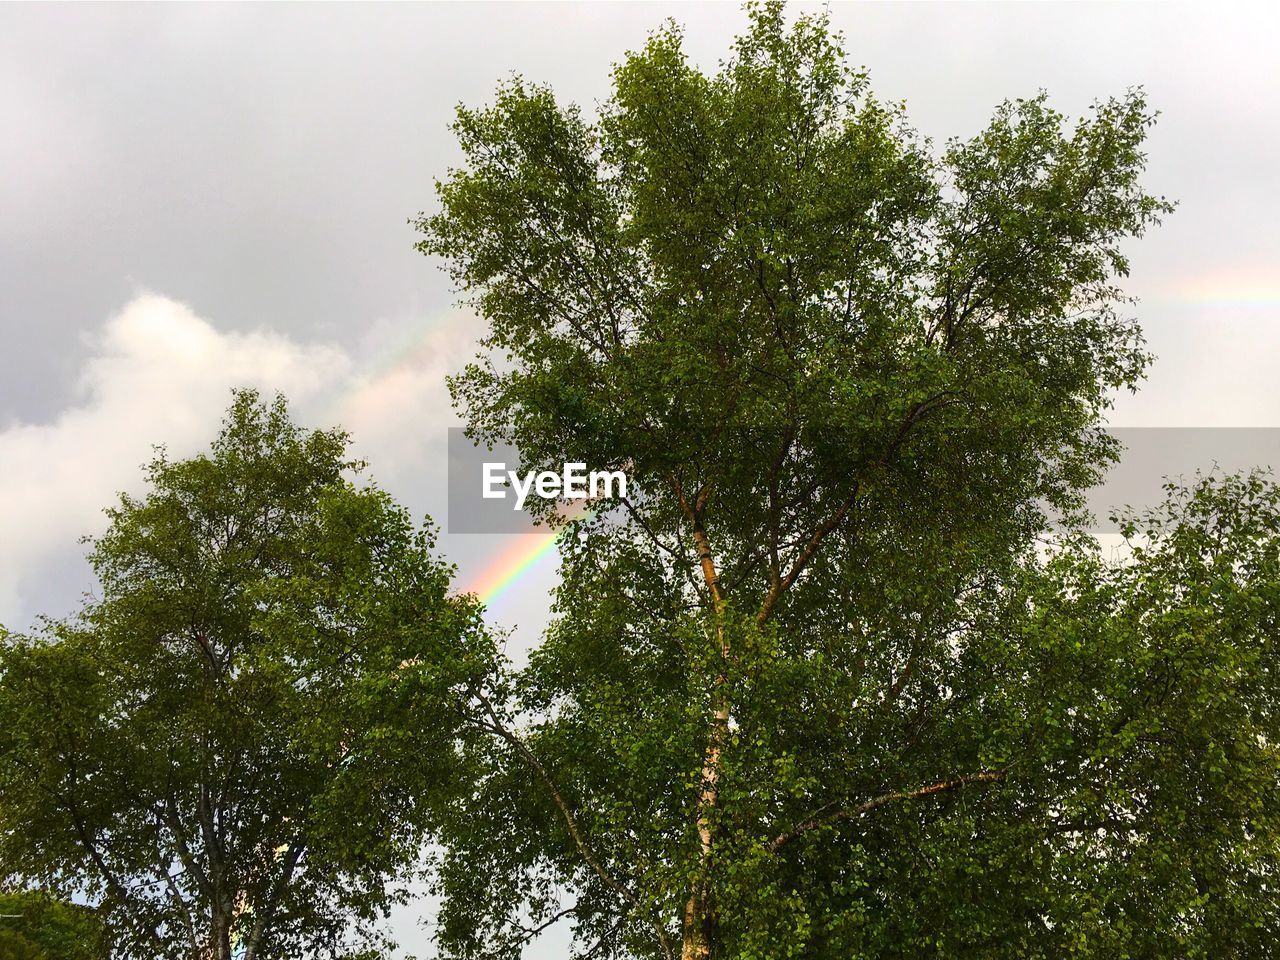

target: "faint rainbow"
[318,309,476,427]
[1170,292,1280,308]
[464,508,598,608]
[464,527,563,607]
[1157,271,1280,309]
[307,311,587,611]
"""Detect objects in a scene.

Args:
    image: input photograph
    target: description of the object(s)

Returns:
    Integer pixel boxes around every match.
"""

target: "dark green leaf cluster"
[0,890,106,960]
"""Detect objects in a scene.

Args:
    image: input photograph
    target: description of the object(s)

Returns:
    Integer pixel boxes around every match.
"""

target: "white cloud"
[0,293,473,628]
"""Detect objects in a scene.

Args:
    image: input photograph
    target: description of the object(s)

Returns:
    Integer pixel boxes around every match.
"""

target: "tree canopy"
[414,3,1272,959]
[0,391,496,960]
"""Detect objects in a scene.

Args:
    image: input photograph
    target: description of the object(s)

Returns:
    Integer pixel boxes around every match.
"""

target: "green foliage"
[0,930,47,960]
[0,391,497,960]
[409,3,1279,958]
[0,890,105,960]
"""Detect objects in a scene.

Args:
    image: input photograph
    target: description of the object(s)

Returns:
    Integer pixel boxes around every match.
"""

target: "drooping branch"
[468,688,676,960]
[150,843,201,959]
[512,905,579,946]
[765,769,1007,854]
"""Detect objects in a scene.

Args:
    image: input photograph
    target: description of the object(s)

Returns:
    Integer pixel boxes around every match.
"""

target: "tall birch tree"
[418,4,1273,958]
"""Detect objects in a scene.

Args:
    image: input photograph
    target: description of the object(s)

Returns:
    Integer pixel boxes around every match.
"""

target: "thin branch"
[469,689,676,960]
[766,769,1006,854]
[242,840,305,960]
[757,480,861,626]
[151,845,200,958]
[513,905,578,946]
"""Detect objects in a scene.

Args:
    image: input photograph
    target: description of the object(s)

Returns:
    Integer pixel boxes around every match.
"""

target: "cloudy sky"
[2,1,1278,954]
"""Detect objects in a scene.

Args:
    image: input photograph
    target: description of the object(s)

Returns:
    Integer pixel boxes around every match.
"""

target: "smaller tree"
[0,391,495,960]
[0,890,106,960]
[0,930,45,960]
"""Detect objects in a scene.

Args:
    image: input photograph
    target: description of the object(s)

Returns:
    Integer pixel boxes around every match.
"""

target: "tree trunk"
[681,706,728,959]
[682,893,711,960]
[209,906,232,960]
[683,521,729,960]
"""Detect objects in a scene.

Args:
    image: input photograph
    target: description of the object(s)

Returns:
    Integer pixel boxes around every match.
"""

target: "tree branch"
[242,839,305,960]
[469,689,675,960]
[151,844,201,959]
[765,769,1006,854]
[756,480,860,626]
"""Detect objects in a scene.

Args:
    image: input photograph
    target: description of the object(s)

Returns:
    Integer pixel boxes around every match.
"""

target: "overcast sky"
[2,1,1278,955]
